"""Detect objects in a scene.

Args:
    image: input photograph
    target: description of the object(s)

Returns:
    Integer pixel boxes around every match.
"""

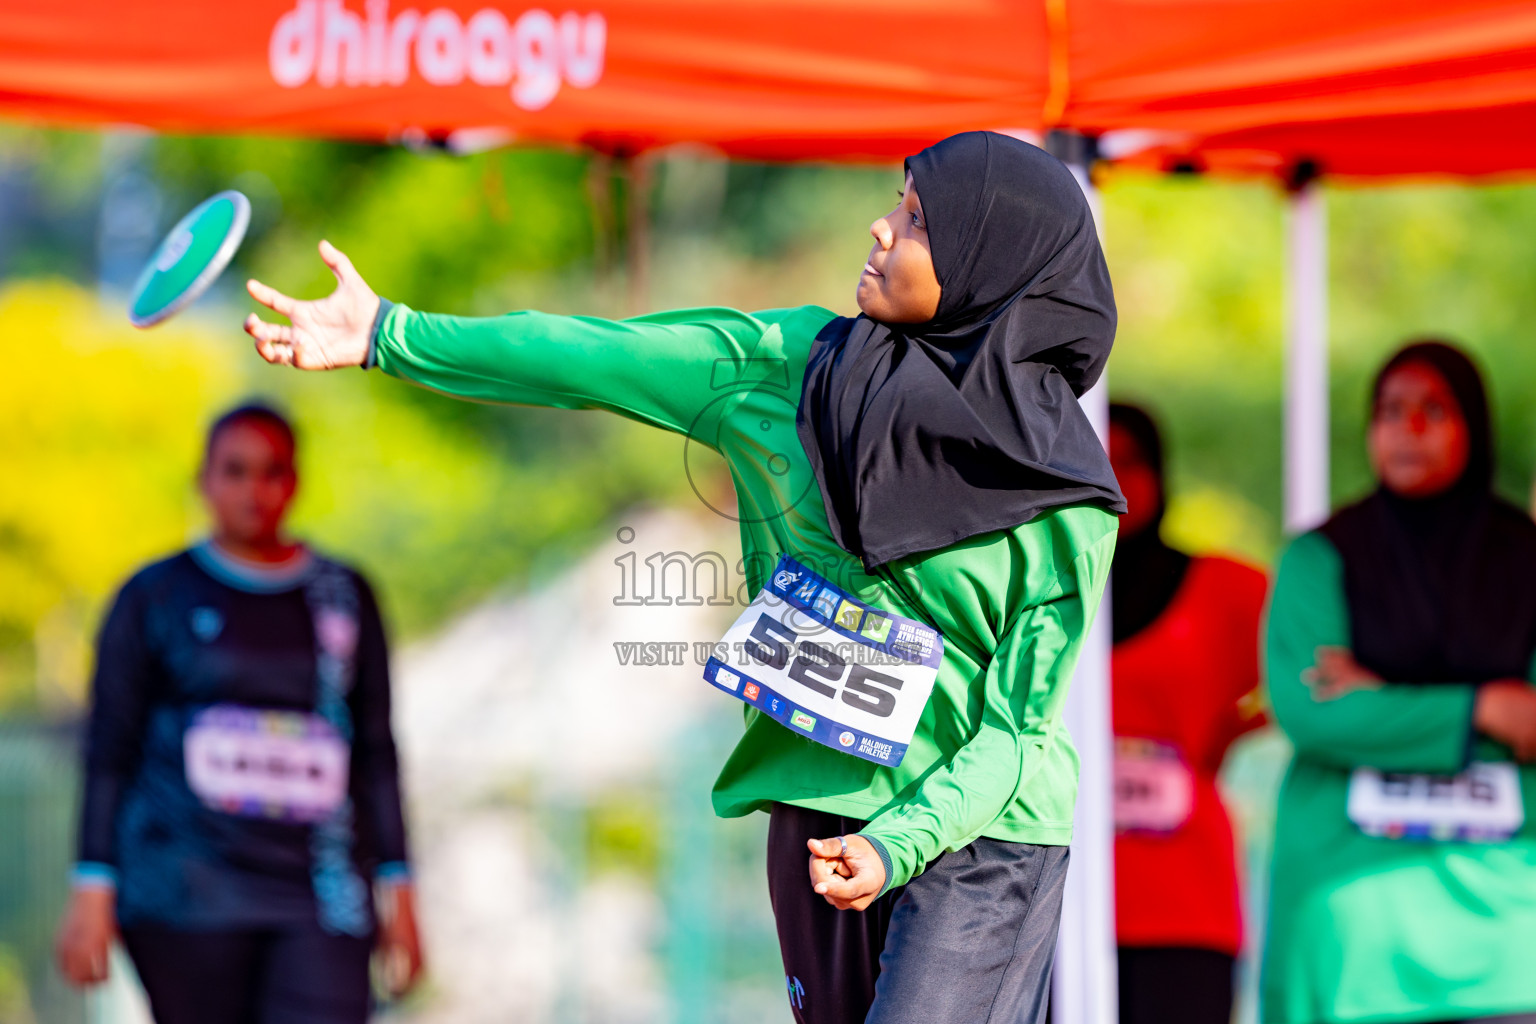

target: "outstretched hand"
[807,834,886,912]
[244,240,379,370]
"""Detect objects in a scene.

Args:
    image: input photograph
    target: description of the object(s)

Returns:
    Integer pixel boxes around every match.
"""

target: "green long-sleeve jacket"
[374,301,1116,890]
[1263,530,1536,1024]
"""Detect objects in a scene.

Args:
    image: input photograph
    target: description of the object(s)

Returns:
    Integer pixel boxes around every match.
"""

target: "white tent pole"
[1052,137,1118,1024]
[1285,180,1330,533]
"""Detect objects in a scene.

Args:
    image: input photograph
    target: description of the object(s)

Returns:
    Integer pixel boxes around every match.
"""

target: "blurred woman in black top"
[55,404,422,1023]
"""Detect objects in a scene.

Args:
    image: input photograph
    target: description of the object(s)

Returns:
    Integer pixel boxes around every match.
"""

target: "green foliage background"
[2,127,1535,712]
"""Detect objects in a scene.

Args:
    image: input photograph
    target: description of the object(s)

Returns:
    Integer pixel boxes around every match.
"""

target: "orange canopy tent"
[0,0,1532,174]
[1066,0,1536,177]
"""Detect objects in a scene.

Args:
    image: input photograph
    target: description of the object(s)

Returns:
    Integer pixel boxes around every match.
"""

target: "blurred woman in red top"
[1109,403,1268,1024]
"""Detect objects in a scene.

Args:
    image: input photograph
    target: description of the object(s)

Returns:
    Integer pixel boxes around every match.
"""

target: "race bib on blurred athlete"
[704,556,943,767]
[1113,737,1194,833]
[1347,762,1523,842]
[185,704,350,823]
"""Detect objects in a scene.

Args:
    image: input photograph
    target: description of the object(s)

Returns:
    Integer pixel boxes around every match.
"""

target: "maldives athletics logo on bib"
[269,1,607,111]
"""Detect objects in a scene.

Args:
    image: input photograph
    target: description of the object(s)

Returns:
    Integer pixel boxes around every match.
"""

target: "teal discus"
[128,190,250,328]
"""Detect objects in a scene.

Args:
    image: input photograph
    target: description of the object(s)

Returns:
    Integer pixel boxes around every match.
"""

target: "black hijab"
[1319,341,1536,684]
[1109,403,1191,643]
[795,131,1126,571]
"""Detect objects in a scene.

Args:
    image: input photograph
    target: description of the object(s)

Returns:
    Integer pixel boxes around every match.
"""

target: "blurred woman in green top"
[1264,340,1536,1024]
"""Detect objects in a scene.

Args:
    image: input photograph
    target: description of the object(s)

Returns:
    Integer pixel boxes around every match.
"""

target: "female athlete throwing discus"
[245,132,1123,1024]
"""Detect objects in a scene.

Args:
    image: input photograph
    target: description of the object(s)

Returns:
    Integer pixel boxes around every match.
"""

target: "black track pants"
[767,802,1069,1024]
[121,923,372,1024]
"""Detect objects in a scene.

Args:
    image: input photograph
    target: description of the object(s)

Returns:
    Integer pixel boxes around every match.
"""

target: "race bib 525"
[703,556,943,767]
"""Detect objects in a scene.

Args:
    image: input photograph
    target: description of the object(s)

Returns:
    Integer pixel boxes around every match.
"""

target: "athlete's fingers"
[806,836,844,859]
[245,315,298,363]
[814,868,875,904]
[244,313,297,346]
[245,278,297,316]
[807,838,849,881]
[244,312,294,344]
[287,335,315,368]
[318,239,357,285]
[808,853,842,892]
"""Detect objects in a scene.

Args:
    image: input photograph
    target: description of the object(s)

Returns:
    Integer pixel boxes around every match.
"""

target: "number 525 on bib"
[703,556,943,767]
